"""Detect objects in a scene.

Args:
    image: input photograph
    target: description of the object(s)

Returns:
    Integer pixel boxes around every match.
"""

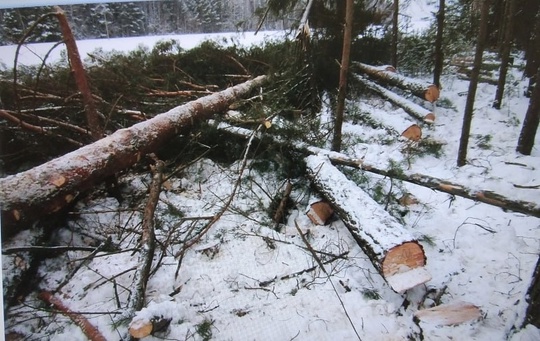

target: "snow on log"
[353,74,435,123]
[305,154,431,292]
[214,122,540,218]
[354,62,440,103]
[414,301,482,326]
[358,101,422,141]
[306,200,334,225]
[0,75,267,235]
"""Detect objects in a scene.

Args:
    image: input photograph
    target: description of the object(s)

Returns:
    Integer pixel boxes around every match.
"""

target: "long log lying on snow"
[353,62,440,103]
[354,100,423,141]
[214,123,540,218]
[305,154,431,292]
[0,75,267,235]
[354,74,435,123]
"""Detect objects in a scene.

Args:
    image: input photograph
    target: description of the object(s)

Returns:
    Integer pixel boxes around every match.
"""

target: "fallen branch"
[305,155,431,292]
[126,157,164,317]
[38,291,107,341]
[0,109,83,147]
[353,62,440,103]
[214,122,540,218]
[0,75,267,235]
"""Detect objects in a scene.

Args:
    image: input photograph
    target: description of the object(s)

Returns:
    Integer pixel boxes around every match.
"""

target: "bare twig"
[294,220,362,340]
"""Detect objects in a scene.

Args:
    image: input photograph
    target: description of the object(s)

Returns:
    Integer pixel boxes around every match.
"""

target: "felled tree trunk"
[354,62,440,103]
[0,75,267,236]
[352,98,423,141]
[305,154,431,292]
[214,122,540,218]
[354,74,435,123]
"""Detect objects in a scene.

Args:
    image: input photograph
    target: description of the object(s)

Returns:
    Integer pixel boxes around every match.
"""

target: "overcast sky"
[0,0,149,9]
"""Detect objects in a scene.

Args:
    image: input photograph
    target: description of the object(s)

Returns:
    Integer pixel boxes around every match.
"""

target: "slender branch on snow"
[293,219,363,341]
[38,291,107,341]
[125,156,164,314]
[174,122,265,278]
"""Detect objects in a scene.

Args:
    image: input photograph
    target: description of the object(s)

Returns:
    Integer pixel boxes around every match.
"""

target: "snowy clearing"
[2,29,540,341]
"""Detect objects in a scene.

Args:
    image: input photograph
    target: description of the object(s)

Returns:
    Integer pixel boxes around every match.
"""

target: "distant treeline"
[0,0,296,45]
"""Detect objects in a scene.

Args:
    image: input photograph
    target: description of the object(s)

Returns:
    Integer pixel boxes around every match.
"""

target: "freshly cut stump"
[305,154,431,292]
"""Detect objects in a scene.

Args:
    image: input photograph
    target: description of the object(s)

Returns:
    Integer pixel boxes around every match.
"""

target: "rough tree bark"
[493,0,516,109]
[391,0,399,68]
[0,75,267,236]
[517,11,540,155]
[54,6,102,141]
[332,0,354,152]
[433,0,445,89]
[457,0,491,167]
[354,62,440,103]
[524,256,540,328]
[306,154,431,293]
[516,62,540,155]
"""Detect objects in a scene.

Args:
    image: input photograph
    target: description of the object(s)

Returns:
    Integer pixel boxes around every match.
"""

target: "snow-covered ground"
[2,23,540,341]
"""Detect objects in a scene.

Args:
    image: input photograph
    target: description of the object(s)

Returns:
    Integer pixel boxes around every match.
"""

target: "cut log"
[128,316,172,338]
[354,62,440,103]
[305,154,431,292]
[214,122,540,218]
[306,200,334,225]
[354,74,435,123]
[414,301,482,326]
[356,101,423,141]
[0,75,267,236]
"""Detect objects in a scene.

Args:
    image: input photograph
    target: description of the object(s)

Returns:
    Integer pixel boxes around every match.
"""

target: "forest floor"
[2,32,540,341]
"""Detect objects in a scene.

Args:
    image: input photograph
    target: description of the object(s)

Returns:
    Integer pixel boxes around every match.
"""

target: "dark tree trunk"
[457,0,491,167]
[493,0,516,109]
[332,0,354,152]
[525,256,540,328]
[516,64,540,155]
[391,0,399,68]
[433,0,445,89]
[524,7,540,97]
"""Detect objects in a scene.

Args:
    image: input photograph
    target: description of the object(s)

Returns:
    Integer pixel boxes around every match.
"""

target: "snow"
[0,31,286,69]
[2,17,540,341]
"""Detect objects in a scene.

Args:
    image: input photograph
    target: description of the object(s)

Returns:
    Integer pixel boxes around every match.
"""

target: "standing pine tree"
[457,0,491,167]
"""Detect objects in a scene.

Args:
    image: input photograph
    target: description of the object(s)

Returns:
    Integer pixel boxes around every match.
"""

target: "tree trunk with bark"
[354,74,435,123]
[516,63,540,155]
[332,0,354,152]
[457,0,491,167]
[517,11,540,155]
[493,0,516,109]
[525,256,540,328]
[215,122,540,218]
[0,76,267,236]
[354,62,440,103]
[305,154,431,293]
[54,6,102,141]
[433,0,445,89]
[391,0,399,68]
